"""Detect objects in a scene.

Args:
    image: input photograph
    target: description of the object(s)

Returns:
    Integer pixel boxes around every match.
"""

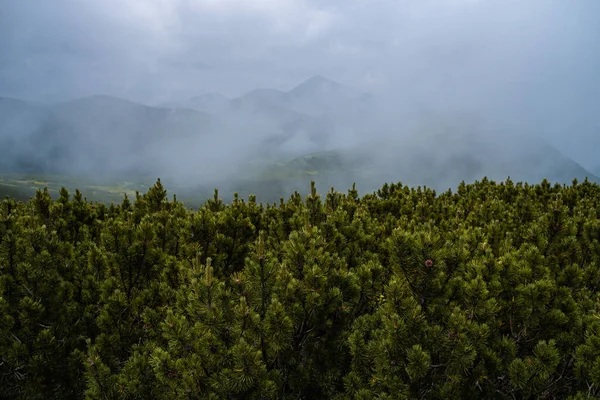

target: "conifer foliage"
[2,177,600,398]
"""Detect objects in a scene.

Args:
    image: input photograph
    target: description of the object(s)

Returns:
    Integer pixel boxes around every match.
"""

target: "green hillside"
[0,173,154,203]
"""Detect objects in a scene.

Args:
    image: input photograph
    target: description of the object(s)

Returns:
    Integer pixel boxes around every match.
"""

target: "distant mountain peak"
[85,94,125,101]
[290,75,343,92]
[244,88,286,96]
[234,88,287,106]
[304,75,338,84]
[0,96,29,103]
[287,75,372,104]
[189,92,228,101]
[63,94,140,107]
[0,96,46,109]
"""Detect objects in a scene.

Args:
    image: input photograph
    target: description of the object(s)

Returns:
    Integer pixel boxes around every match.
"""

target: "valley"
[1,76,598,206]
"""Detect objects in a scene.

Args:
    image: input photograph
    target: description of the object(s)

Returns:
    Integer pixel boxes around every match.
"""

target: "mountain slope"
[231,88,288,111]
[284,75,374,116]
[0,97,73,173]
[222,75,373,117]
[53,94,218,142]
[165,76,374,157]
[53,95,222,175]
[160,92,230,114]
[246,131,600,200]
[0,95,222,176]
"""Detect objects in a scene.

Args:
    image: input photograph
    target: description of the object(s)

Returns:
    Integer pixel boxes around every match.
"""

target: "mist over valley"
[1,0,599,204]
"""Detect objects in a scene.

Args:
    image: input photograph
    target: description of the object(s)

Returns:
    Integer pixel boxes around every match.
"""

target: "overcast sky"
[1,0,599,164]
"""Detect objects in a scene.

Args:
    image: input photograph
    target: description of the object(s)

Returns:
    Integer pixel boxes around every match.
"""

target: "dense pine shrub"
[2,177,600,399]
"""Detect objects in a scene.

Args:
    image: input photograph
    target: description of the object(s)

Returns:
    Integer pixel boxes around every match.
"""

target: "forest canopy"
[2,177,600,399]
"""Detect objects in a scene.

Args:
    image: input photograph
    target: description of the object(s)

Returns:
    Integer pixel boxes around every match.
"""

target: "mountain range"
[1,75,597,201]
[161,75,373,116]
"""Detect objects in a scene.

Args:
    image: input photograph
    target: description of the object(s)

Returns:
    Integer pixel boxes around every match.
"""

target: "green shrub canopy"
[2,177,600,399]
